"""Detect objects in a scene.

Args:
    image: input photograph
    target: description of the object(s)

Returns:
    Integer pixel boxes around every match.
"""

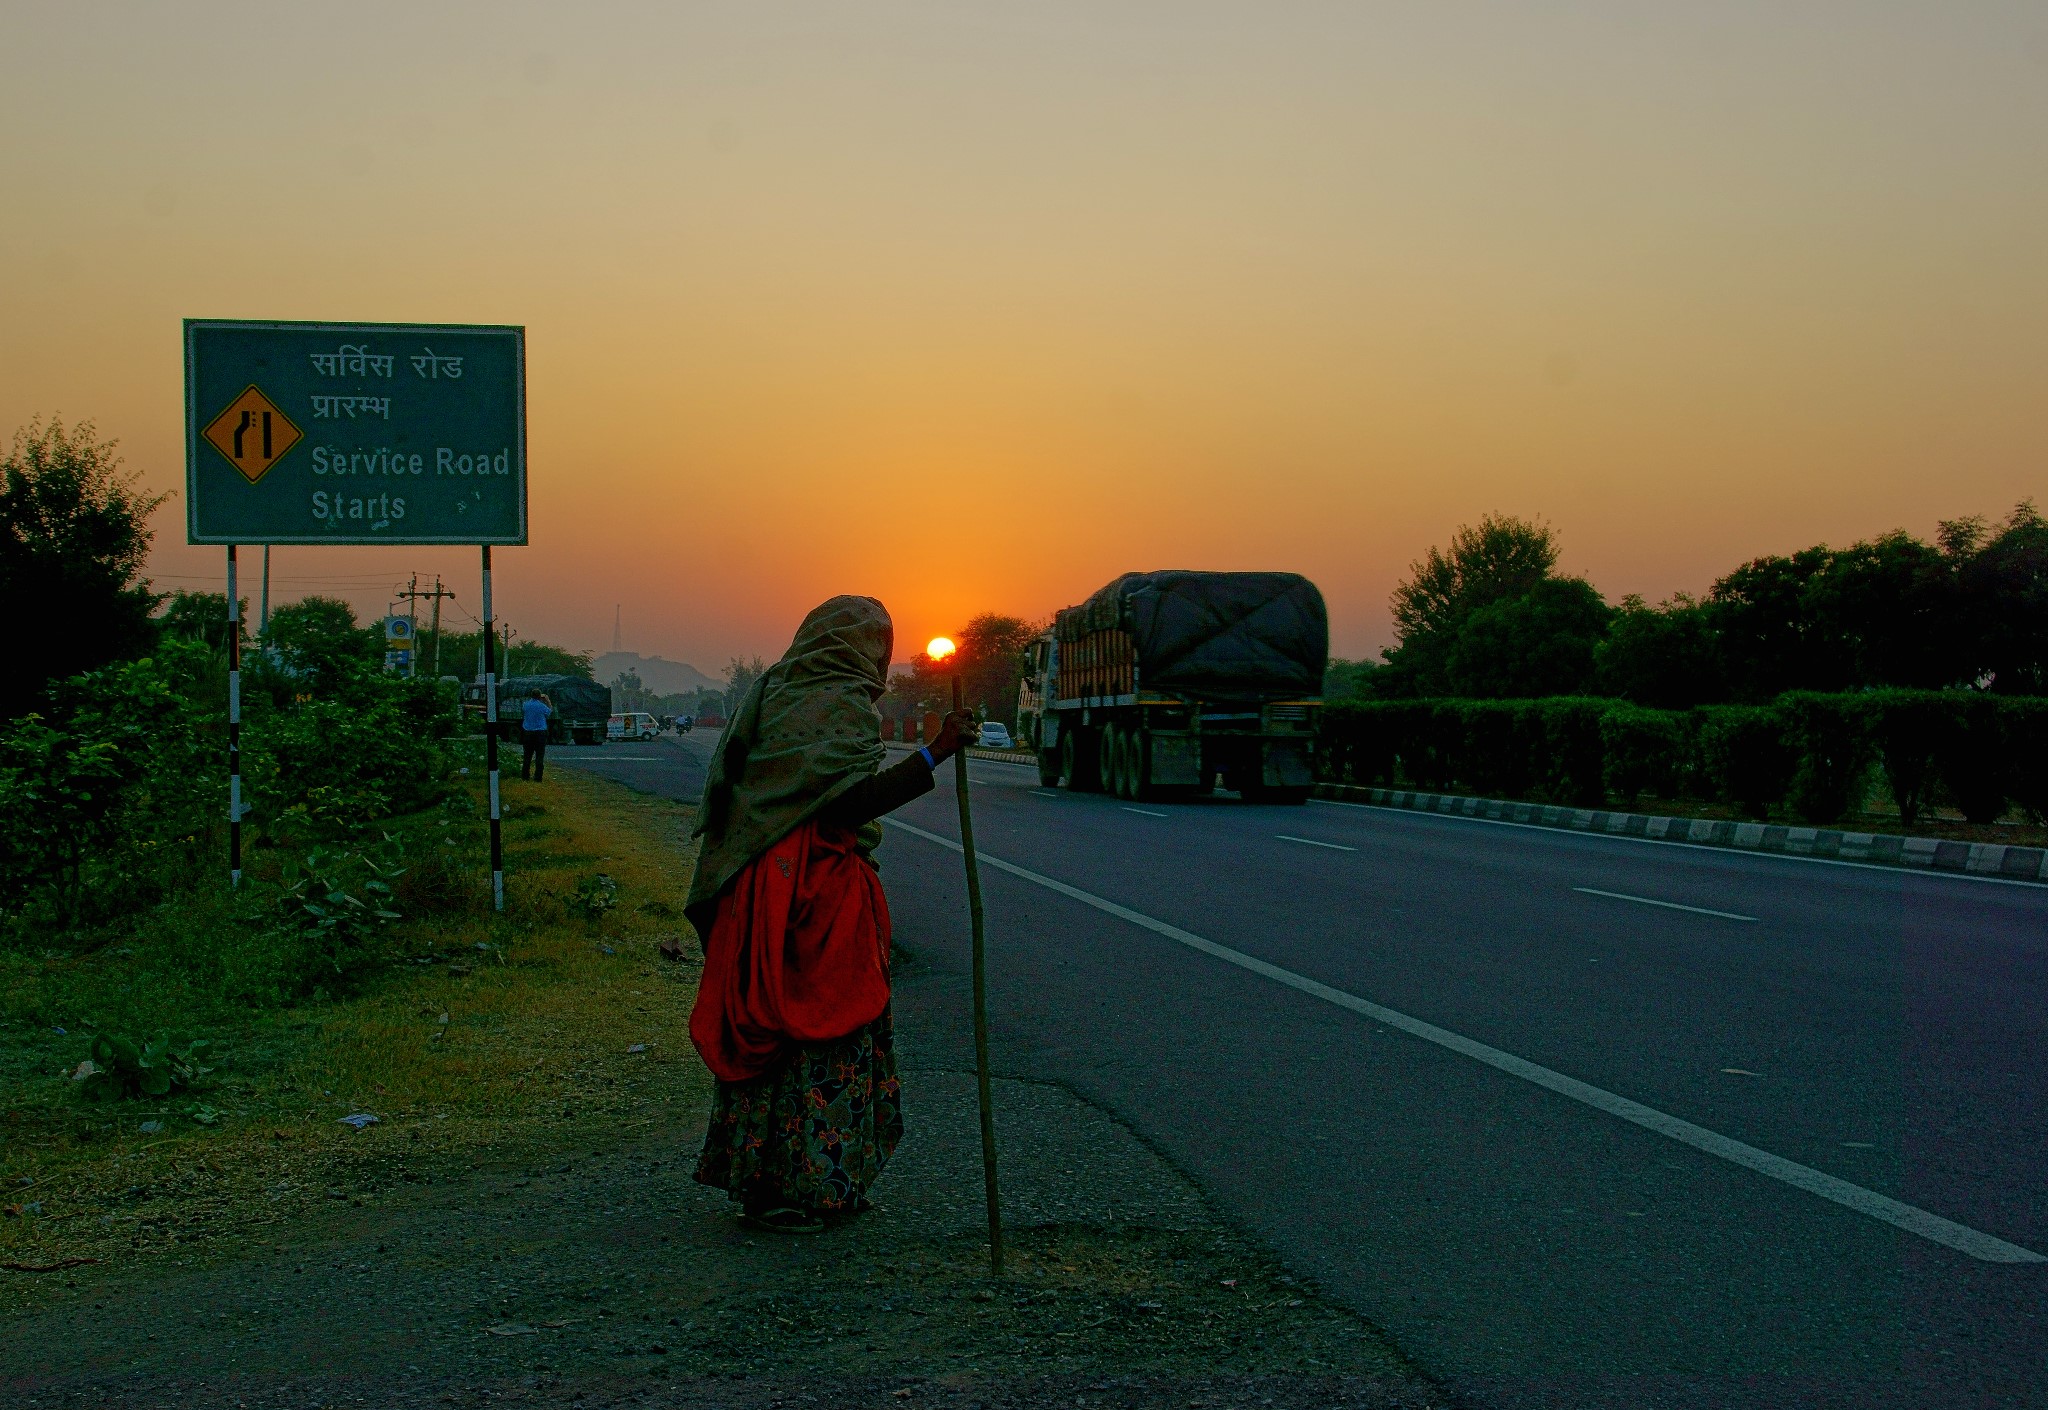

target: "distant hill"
[593,652,720,696]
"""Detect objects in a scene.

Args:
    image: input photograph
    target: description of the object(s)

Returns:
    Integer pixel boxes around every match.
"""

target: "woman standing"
[685,595,974,1233]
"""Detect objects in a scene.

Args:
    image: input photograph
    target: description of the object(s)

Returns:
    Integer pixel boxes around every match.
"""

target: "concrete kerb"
[1313,783,2048,885]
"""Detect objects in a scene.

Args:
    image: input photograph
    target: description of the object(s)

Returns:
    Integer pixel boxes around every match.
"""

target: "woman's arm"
[818,709,979,829]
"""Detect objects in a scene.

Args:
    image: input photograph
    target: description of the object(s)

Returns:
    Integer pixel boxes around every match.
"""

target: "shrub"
[1863,690,1949,829]
[1602,704,1688,807]
[71,1030,213,1101]
[1698,706,1795,820]
[1935,695,2007,824]
[2006,700,2048,825]
[1782,693,1873,825]
[1459,703,1538,798]
[1536,698,1608,806]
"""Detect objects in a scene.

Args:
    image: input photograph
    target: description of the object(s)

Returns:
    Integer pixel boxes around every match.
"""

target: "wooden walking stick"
[929,638,1004,1276]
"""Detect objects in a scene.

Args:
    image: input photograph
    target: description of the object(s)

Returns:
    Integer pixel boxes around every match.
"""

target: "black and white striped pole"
[482,544,504,911]
[226,545,242,887]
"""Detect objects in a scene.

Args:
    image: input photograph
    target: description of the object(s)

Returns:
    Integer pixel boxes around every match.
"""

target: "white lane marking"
[1122,807,1169,819]
[1276,834,1357,852]
[1574,886,1757,923]
[882,816,2045,1265]
[1307,797,2048,891]
[587,755,665,761]
[1032,790,1064,799]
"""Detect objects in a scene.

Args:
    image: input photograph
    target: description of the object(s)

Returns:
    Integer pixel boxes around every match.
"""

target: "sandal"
[739,1205,825,1235]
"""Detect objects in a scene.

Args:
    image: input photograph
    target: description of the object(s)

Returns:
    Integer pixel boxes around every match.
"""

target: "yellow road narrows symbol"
[202,385,302,484]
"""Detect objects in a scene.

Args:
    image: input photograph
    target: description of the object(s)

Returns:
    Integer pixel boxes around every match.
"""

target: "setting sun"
[925,637,957,662]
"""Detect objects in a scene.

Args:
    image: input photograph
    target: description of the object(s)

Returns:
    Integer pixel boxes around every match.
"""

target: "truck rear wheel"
[1038,749,1061,787]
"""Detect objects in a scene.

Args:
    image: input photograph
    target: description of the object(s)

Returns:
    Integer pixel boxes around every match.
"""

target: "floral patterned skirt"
[692,1007,903,1212]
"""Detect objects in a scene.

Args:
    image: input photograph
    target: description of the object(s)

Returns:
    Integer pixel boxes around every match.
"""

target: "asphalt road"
[560,737,2048,1409]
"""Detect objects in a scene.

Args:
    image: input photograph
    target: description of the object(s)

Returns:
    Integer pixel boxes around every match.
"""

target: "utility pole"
[395,575,457,680]
[259,546,272,641]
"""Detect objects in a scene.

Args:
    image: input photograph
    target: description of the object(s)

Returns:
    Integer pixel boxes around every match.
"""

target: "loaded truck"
[1018,571,1327,803]
[462,673,613,746]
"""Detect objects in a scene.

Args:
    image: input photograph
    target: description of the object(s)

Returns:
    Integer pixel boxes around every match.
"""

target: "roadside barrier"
[1314,783,2048,884]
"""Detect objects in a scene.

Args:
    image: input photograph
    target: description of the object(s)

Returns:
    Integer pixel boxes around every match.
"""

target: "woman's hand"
[929,709,980,762]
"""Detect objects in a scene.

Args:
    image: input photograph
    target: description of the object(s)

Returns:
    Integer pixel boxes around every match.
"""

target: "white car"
[608,711,659,741]
[977,722,1014,749]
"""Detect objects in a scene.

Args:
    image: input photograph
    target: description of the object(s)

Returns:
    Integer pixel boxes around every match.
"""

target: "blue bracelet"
[918,745,936,770]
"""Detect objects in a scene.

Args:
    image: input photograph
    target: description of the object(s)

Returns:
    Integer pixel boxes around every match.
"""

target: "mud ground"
[1,1062,1449,1409]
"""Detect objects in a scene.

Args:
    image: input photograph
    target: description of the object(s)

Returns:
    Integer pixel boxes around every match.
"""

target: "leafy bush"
[269,841,406,994]
[1536,698,1609,806]
[2007,700,2048,824]
[1864,691,1950,829]
[1695,706,1795,820]
[1458,703,1537,798]
[0,642,218,928]
[1936,695,2008,825]
[1782,693,1873,825]
[1601,704,1688,807]
[71,1030,213,1101]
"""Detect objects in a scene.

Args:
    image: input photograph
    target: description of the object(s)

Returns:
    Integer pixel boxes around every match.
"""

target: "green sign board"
[184,319,526,545]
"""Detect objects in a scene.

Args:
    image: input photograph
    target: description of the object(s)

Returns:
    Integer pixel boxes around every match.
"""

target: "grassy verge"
[0,770,710,1288]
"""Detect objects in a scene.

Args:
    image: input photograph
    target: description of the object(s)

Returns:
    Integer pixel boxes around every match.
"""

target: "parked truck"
[462,673,613,746]
[1018,570,1328,803]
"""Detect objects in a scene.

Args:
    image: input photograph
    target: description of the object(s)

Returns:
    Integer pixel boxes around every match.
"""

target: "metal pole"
[227,546,242,887]
[258,545,271,640]
[483,545,503,911]
[953,673,1004,1276]
[430,576,443,677]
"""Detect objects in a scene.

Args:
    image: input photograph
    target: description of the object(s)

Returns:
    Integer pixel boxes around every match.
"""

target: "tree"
[1803,531,1960,689]
[1,419,163,689]
[611,669,652,712]
[1322,658,1377,700]
[1595,594,1724,708]
[723,655,768,715]
[158,590,246,653]
[1445,576,1611,699]
[1706,548,1838,701]
[954,613,1039,724]
[262,596,380,696]
[1957,501,2048,694]
[1386,514,1559,694]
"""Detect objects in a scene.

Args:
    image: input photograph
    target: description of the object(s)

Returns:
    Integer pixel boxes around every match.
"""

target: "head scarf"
[687,596,892,917]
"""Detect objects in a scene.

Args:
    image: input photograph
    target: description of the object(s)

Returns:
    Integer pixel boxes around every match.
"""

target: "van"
[608,711,659,741]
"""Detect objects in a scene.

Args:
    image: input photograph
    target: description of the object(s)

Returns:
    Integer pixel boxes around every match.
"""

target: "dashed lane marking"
[882,816,2044,1266]
[1275,835,1357,852]
[1573,887,1757,922]
[1122,807,1169,818]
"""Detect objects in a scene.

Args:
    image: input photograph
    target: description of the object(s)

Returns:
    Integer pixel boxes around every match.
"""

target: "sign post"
[186,320,526,905]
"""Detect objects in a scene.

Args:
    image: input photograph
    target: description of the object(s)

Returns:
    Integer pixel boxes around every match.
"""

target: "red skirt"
[688,820,892,1083]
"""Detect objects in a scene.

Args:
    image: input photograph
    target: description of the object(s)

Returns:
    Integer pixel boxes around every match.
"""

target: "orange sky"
[4,3,2044,670]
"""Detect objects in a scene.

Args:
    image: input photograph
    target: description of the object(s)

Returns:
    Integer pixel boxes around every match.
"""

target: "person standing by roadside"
[685,595,974,1233]
[519,687,552,781]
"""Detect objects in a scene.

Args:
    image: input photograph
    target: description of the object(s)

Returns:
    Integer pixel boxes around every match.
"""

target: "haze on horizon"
[3,1,2043,671]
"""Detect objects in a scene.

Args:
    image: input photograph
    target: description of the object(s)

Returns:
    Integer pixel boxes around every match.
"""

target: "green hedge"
[1319,692,2048,827]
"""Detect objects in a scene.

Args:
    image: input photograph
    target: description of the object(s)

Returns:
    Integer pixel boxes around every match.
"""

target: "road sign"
[184,320,526,545]
[202,386,303,484]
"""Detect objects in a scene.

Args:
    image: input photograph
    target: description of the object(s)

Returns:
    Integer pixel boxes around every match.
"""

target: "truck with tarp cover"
[462,673,612,746]
[1018,571,1328,802]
